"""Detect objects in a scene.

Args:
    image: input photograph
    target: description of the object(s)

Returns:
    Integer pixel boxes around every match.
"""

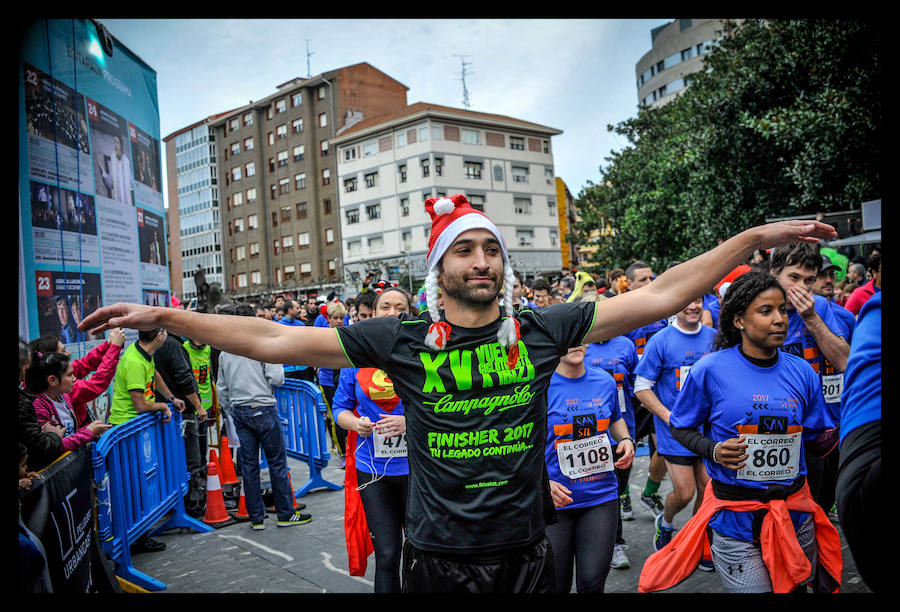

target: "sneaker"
[277,511,312,527]
[698,558,715,572]
[250,520,266,531]
[620,494,635,521]
[641,492,665,517]
[611,544,630,569]
[653,514,674,551]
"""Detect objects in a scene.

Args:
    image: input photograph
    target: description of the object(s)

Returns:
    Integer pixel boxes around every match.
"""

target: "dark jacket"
[18,388,63,472]
[153,334,200,412]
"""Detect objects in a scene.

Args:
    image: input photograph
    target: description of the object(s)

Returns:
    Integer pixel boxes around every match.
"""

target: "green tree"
[573,19,880,272]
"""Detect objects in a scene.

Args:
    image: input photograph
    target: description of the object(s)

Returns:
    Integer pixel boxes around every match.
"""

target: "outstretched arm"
[78,303,352,369]
[583,220,836,344]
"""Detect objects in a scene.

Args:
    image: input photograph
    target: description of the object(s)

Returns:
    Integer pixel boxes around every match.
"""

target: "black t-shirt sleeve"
[335,316,400,371]
[529,301,596,355]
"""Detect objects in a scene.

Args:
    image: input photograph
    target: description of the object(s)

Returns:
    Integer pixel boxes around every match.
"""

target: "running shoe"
[250,520,265,531]
[277,511,312,527]
[641,492,665,517]
[611,544,630,569]
[698,558,715,572]
[620,494,635,521]
[653,514,674,551]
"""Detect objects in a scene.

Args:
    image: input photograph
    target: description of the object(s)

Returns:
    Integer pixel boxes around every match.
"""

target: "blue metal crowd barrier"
[272,378,342,496]
[92,407,211,591]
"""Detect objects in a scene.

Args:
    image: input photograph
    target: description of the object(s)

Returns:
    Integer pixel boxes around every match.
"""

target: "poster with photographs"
[87,97,133,206]
[137,206,167,288]
[23,62,93,190]
[19,19,168,359]
[95,197,141,305]
[29,180,100,267]
[34,269,104,345]
[129,122,163,209]
[142,288,170,307]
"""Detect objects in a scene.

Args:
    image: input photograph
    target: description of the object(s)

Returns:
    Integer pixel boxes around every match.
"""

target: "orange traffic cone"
[288,470,303,510]
[203,450,234,526]
[235,480,249,521]
[219,436,238,486]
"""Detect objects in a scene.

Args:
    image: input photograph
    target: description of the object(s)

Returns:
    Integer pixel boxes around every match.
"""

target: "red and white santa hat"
[423,195,521,368]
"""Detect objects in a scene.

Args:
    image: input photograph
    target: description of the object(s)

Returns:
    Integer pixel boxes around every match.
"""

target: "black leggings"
[357,470,408,593]
[545,499,618,593]
[836,421,882,593]
[615,465,632,545]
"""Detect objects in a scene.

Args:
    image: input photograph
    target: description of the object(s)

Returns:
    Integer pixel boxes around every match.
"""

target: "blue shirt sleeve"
[633,330,663,381]
[669,360,713,430]
[331,367,358,421]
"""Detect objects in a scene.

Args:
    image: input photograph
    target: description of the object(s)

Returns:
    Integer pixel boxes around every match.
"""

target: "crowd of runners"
[68,195,880,594]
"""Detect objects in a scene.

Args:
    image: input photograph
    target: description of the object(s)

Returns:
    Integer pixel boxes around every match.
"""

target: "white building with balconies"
[330,102,564,289]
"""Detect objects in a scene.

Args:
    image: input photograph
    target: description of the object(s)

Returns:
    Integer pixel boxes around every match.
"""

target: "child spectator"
[30,329,125,422]
[27,351,112,452]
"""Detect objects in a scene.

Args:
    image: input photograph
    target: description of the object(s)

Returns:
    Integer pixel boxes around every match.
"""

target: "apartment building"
[164,109,237,302]
[330,102,563,288]
[211,63,408,301]
[636,18,725,108]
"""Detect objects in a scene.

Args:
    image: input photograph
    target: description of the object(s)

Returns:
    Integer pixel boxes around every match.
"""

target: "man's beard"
[441,270,502,309]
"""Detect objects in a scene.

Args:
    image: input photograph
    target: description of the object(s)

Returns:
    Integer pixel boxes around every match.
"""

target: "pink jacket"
[32,393,96,451]
[69,341,122,424]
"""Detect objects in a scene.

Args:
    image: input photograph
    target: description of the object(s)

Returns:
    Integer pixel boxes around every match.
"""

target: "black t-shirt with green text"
[336,301,596,555]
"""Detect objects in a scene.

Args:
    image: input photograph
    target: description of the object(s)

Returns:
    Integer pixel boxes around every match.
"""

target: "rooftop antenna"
[306,40,314,78]
[454,54,473,109]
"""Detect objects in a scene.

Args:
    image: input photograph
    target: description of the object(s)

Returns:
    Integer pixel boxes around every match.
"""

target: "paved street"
[131,447,873,594]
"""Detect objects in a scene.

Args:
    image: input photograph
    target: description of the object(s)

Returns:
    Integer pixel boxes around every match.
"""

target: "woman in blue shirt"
[331,288,414,593]
[545,343,635,593]
[667,270,838,592]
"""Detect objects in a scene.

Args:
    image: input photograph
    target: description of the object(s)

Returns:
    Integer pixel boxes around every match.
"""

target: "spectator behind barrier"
[27,350,112,453]
[30,329,125,424]
[18,339,64,472]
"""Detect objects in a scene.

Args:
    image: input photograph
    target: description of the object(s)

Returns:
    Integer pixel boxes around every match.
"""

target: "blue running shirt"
[633,323,716,456]
[670,346,832,540]
[782,294,844,425]
[331,367,409,476]
[840,292,881,445]
[585,337,638,439]
[545,368,622,509]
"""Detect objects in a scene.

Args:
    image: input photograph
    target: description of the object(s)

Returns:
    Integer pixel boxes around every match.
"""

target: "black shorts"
[661,453,701,466]
[401,535,557,593]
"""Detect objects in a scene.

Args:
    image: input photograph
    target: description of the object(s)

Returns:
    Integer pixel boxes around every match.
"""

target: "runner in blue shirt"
[622,260,669,518]
[545,343,634,593]
[769,244,849,515]
[584,329,638,569]
[668,270,837,593]
[835,291,881,593]
[634,295,717,567]
[330,287,414,593]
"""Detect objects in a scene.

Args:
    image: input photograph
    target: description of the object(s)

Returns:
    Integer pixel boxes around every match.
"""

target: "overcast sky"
[100,18,672,206]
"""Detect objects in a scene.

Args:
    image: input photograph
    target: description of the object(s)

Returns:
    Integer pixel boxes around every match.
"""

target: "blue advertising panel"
[19,20,166,372]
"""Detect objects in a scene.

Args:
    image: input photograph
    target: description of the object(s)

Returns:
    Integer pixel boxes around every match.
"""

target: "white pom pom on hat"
[433,197,456,216]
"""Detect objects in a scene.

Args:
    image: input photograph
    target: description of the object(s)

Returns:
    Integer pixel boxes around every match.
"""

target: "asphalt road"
[130,447,874,595]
